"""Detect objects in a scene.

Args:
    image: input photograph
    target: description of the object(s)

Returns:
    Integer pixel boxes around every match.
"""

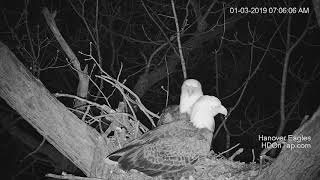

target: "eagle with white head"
[179,79,203,115]
[190,95,227,132]
[157,79,203,126]
[106,79,227,179]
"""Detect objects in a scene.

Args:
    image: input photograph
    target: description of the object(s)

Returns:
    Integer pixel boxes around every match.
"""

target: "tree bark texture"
[0,42,100,175]
[256,107,320,180]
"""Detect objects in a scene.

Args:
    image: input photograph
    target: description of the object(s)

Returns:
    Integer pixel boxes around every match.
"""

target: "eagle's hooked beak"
[212,106,228,127]
[217,105,228,117]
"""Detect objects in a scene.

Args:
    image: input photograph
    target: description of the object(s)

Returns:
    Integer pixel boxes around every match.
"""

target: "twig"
[46,173,105,180]
[22,137,46,161]
[55,93,114,113]
[229,148,243,160]
[171,0,187,79]
[218,143,240,157]
[214,50,219,97]
[140,0,179,58]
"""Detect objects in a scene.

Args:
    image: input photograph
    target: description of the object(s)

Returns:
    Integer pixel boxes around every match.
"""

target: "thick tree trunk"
[256,107,320,180]
[0,42,99,175]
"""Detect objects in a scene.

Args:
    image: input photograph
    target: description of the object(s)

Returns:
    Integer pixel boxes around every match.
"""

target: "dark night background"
[0,0,319,179]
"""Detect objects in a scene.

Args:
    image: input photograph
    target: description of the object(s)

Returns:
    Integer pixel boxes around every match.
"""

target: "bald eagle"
[106,94,227,179]
[157,79,203,126]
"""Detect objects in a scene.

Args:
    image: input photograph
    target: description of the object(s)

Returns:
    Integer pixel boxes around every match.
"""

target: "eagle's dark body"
[107,119,212,179]
[157,105,188,126]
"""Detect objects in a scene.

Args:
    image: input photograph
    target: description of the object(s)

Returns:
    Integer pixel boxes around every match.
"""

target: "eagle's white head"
[179,79,203,115]
[190,95,227,132]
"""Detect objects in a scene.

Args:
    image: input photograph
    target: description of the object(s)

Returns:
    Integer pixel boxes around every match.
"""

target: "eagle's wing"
[109,121,210,177]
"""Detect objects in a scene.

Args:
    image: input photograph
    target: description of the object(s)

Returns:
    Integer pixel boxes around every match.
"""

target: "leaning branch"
[0,42,99,175]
